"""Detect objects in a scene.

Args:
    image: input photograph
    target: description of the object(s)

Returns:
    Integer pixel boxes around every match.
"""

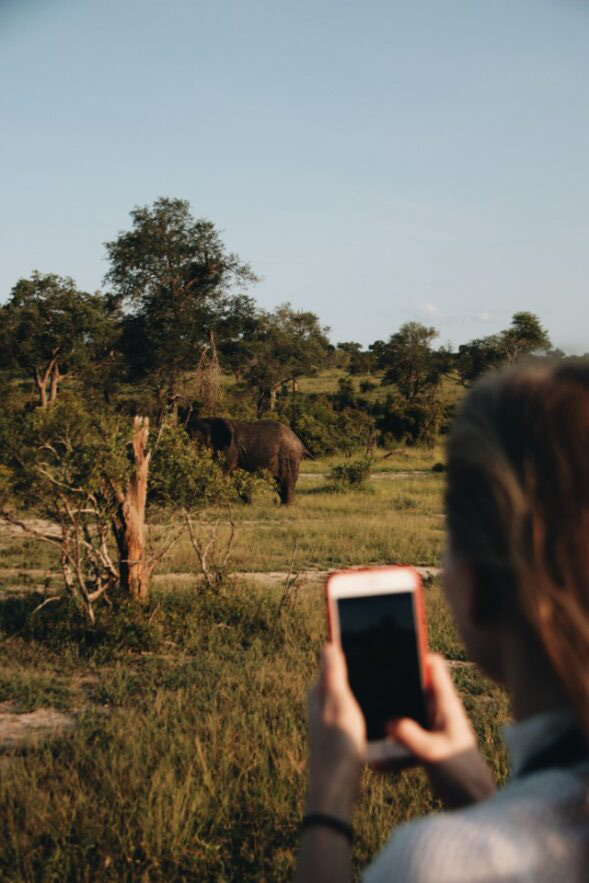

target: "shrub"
[376,393,444,447]
[278,392,376,457]
[328,458,372,488]
[149,422,230,510]
[229,467,275,504]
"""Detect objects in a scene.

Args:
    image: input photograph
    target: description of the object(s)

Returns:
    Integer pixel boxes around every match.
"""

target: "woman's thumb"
[386,717,435,759]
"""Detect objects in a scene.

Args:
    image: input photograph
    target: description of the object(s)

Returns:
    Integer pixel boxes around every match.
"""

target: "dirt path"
[0,565,442,594]
[300,470,433,480]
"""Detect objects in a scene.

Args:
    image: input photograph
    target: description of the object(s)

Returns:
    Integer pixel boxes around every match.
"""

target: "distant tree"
[454,312,552,386]
[368,339,387,363]
[378,322,448,400]
[0,273,120,408]
[336,342,376,375]
[337,341,363,355]
[104,197,257,412]
[500,311,551,363]
[454,335,504,387]
[238,303,331,413]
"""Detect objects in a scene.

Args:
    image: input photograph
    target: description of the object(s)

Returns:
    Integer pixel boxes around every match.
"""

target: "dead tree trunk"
[112,416,151,602]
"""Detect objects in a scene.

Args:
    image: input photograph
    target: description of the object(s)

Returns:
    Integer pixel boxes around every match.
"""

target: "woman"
[295,363,589,882]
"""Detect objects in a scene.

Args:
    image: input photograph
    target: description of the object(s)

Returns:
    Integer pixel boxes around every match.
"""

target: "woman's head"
[445,361,589,735]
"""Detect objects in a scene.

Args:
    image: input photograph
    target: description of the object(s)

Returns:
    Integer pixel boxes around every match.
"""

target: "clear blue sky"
[1,0,588,351]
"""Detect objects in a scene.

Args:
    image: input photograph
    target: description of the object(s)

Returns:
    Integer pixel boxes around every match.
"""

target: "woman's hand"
[305,643,366,822]
[386,654,496,808]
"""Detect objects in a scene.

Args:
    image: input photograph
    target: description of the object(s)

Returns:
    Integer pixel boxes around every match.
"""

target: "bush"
[229,467,275,504]
[328,458,372,488]
[376,393,444,447]
[278,392,376,457]
[149,422,230,510]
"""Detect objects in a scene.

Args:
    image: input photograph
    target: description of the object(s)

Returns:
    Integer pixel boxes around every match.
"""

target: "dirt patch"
[0,706,76,750]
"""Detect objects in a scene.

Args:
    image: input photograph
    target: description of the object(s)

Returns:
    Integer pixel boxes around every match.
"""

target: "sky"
[1,0,588,352]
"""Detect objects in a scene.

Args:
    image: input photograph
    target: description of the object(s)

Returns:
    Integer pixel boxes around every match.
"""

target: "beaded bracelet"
[301,812,354,844]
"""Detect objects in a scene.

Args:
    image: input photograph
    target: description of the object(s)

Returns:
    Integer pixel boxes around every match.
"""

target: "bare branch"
[278,540,301,616]
[0,510,62,548]
[147,522,186,575]
[31,595,63,616]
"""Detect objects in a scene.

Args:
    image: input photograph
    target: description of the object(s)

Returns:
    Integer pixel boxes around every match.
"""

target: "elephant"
[185,416,306,505]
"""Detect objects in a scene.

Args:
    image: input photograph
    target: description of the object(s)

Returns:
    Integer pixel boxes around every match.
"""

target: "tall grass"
[0,584,510,882]
[0,465,512,881]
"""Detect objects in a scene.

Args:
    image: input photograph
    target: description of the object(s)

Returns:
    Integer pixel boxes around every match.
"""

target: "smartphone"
[326,566,430,763]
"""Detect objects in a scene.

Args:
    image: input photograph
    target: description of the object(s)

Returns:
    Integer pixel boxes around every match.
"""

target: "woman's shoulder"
[362,767,589,883]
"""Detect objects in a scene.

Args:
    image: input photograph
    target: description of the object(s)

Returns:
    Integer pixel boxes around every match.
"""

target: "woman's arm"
[294,645,364,883]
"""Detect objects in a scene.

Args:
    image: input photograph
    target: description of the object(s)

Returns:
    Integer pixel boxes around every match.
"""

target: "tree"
[0,394,232,618]
[0,273,120,408]
[336,342,376,375]
[454,335,504,387]
[104,197,257,411]
[454,312,552,386]
[237,304,331,413]
[378,322,448,400]
[500,311,551,363]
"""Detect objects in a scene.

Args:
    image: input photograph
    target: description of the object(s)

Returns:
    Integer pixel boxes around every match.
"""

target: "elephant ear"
[210,418,235,450]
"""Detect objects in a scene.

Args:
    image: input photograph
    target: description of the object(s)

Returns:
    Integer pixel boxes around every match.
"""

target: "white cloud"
[418,301,442,319]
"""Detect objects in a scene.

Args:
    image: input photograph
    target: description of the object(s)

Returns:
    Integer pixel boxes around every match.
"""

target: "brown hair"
[446,361,589,738]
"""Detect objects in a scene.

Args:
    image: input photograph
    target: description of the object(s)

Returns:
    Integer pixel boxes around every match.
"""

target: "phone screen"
[337,591,428,741]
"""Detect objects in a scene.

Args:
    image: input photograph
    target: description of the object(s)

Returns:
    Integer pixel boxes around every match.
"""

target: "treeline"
[0,196,575,455]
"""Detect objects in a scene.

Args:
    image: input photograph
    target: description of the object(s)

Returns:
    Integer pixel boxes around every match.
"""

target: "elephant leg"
[278,478,293,505]
[278,456,300,505]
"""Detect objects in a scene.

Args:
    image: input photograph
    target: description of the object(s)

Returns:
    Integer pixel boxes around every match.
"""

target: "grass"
[0,584,510,882]
[159,474,445,573]
[300,446,445,474]
[0,471,445,579]
[0,457,513,881]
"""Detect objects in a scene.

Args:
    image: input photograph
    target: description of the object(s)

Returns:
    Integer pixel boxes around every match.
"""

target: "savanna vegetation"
[0,196,581,880]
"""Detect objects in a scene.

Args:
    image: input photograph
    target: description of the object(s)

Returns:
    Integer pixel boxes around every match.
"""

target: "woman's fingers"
[320,642,349,694]
[386,718,443,761]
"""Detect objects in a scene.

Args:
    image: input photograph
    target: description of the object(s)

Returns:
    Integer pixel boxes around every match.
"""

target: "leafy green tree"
[455,312,552,386]
[0,273,120,408]
[237,303,331,413]
[336,342,376,375]
[454,335,504,387]
[378,322,448,400]
[104,197,257,411]
[500,311,551,363]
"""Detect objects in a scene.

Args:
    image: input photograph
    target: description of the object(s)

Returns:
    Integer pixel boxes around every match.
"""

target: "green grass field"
[0,457,511,882]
